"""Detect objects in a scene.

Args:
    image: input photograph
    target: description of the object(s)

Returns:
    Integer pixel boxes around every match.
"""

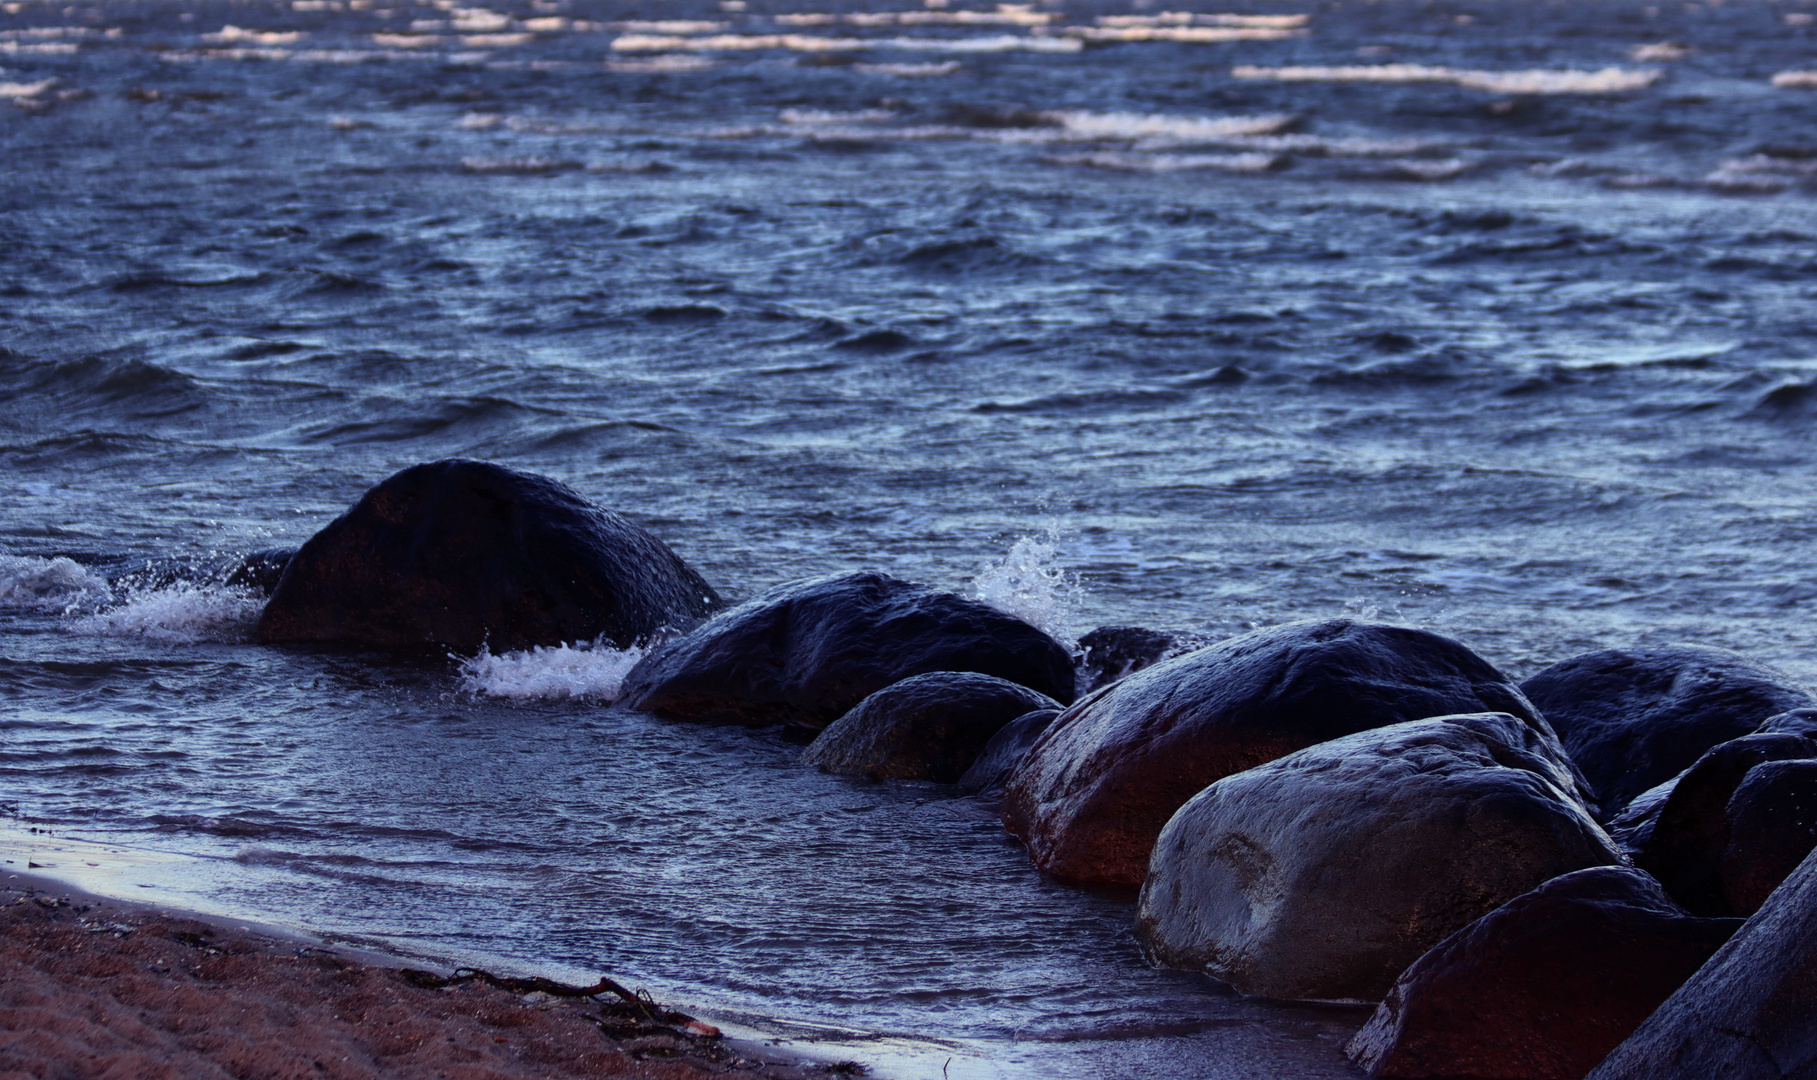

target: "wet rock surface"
[254,460,721,653]
[1002,619,1546,886]
[1346,866,1739,1080]
[1587,846,1817,1080]
[621,571,1076,730]
[1519,646,1816,814]
[803,672,1062,783]
[1075,625,1214,694]
[958,709,1061,795]
[1636,731,1817,916]
[1135,713,1620,1003]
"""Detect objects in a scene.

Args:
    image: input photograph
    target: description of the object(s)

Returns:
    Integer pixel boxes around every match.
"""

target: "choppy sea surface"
[5,0,1817,1074]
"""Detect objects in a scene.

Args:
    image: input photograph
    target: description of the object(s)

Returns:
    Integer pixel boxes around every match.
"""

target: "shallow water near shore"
[5,0,1817,1074]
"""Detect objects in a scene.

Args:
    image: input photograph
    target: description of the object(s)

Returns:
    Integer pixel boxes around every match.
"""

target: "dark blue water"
[5,0,1817,1075]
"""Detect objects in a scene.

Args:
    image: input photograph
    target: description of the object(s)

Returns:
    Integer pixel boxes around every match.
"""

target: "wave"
[1233,64,1661,94]
[610,32,1082,54]
[457,640,650,702]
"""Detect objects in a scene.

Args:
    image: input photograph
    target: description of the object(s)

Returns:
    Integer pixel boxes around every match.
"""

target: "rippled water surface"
[6,0,1817,1074]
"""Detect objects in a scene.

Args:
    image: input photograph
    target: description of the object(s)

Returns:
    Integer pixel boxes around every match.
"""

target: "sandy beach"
[0,876,856,1080]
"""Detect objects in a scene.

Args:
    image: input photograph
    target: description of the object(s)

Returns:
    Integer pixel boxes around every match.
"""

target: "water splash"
[66,584,265,644]
[0,555,113,613]
[970,531,1086,650]
[457,640,649,702]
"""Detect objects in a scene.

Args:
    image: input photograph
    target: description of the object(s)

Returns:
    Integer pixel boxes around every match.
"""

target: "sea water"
[5,0,1817,1075]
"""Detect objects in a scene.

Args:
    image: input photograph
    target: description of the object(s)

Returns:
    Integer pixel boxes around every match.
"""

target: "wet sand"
[0,875,857,1080]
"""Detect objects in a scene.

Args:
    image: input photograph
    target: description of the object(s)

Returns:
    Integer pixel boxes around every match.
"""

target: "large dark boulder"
[620,571,1075,730]
[253,460,721,653]
[1587,846,1817,1080]
[1722,758,1817,916]
[1075,625,1213,694]
[1637,731,1817,916]
[1135,713,1620,1002]
[958,709,1060,795]
[1347,867,1739,1080]
[1520,646,1815,814]
[1002,619,1549,886]
[803,672,1061,783]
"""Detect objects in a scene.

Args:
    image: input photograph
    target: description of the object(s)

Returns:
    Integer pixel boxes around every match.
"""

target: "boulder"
[1002,619,1549,886]
[958,709,1060,795]
[620,571,1075,730]
[253,459,721,653]
[1606,779,1676,855]
[1636,732,1817,916]
[225,548,293,596]
[803,672,1061,783]
[1586,846,1817,1080]
[1076,625,1213,694]
[1135,713,1622,1003]
[1346,866,1739,1080]
[1721,759,1817,916]
[1519,646,1815,813]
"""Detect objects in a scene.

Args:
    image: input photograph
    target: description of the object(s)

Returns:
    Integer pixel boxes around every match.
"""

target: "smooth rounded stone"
[1135,713,1622,1003]
[1519,646,1815,814]
[1346,866,1739,1080]
[254,459,721,653]
[1637,732,1817,916]
[1606,778,1676,855]
[803,673,1062,783]
[1759,707,1817,737]
[958,709,1060,795]
[1076,625,1214,694]
[1722,759,1817,916]
[1003,619,1550,886]
[621,571,1076,730]
[1586,846,1817,1080]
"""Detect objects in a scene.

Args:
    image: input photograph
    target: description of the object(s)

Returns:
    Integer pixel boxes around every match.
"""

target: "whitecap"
[202,25,307,45]
[66,585,265,645]
[457,640,649,702]
[1232,63,1659,94]
[1772,71,1817,89]
[0,555,112,612]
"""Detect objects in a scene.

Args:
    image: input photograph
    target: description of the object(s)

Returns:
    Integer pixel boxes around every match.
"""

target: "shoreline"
[0,860,873,1080]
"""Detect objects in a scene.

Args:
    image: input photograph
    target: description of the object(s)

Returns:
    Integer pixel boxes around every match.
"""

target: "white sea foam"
[0,555,112,612]
[610,32,1081,54]
[457,640,649,702]
[0,78,55,98]
[202,25,307,45]
[1233,63,1660,94]
[1065,25,1302,43]
[1772,71,1817,89]
[1046,150,1282,172]
[67,585,265,645]
[971,533,1085,650]
[853,60,960,76]
[775,9,1054,27]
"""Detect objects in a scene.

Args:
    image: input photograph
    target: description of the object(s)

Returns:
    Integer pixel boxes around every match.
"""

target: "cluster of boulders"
[240,460,1817,1080]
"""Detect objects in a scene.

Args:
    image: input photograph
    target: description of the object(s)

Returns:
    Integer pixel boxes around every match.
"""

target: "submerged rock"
[1637,731,1817,916]
[1002,618,1546,886]
[803,672,1061,783]
[957,708,1061,795]
[1587,846,1817,1080]
[1346,866,1739,1080]
[621,571,1075,730]
[1519,646,1815,814]
[254,459,721,653]
[1136,713,1620,1002]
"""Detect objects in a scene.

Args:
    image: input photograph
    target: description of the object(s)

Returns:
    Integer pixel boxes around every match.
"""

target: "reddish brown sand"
[0,885,856,1080]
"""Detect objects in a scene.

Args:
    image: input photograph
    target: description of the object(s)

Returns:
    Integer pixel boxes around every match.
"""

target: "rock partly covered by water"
[1075,625,1214,694]
[254,460,721,653]
[1636,730,1817,917]
[1587,846,1817,1080]
[803,672,1062,783]
[1520,646,1816,814]
[621,571,1076,730]
[1346,866,1739,1080]
[1136,713,1620,1002]
[1002,619,1545,886]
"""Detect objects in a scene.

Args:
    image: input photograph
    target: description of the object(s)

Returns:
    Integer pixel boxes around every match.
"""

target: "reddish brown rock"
[1346,866,1738,1080]
[1001,618,1546,885]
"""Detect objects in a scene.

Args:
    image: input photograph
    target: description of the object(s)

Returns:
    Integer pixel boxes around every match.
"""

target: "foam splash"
[457,640,649,702]
[1232,63,1660,94]
[971,533,1086,649]
[0,555,112,612]
[67,585,265,644]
